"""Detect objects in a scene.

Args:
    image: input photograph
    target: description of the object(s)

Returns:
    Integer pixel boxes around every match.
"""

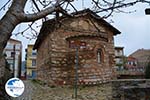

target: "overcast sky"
[112,3,150,56]
[0,0,150,60]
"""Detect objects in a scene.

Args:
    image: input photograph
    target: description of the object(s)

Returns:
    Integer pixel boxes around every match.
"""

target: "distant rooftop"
[9,38,22,43]
[129,48,150,67]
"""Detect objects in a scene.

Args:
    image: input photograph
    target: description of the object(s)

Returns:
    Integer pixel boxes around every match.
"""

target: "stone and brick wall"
[36,16,117,85]
[112,79,150,100]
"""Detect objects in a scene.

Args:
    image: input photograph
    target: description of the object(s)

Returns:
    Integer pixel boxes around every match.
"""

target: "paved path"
[10,80,112,100]
[12,80,35,100]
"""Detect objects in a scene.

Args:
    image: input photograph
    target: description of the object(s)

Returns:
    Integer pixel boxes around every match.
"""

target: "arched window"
[97,49,102,64]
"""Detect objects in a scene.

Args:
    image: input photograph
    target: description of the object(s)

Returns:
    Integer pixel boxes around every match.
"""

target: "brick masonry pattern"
[36,16,116,85]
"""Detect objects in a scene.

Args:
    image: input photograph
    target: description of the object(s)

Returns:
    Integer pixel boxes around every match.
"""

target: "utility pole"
[13,45,15,77]
[74,47,79,99]
[69,40,86,99]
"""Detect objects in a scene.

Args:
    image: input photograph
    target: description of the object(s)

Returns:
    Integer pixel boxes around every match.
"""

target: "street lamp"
[11,45,15,77]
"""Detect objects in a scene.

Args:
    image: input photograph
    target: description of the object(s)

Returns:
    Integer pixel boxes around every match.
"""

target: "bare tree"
[0,0,150,76]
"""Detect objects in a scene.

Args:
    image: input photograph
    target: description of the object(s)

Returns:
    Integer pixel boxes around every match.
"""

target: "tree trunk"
[0,0,26,98]
[0,9,24,78]
[0,0,26,54]
[0,0,56,79]
[0,13,20,55]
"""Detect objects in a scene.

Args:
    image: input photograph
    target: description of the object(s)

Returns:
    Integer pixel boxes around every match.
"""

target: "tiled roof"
[33,9,121,49]
[129,49,150,67]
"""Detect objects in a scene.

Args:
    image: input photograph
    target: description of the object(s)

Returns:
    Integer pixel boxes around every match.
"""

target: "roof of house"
[9,38,22,44]
[115,47,124,50]
[129,48,150,67]
[34,9,121,49]
[127,56,137,61]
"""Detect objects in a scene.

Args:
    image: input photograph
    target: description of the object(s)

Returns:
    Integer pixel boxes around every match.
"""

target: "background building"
[3,38,22,78]
[114,47,124,71]
[21,61,26,79]
[25,44,37,79]
[116,48,150,79]
[129,49,150,69]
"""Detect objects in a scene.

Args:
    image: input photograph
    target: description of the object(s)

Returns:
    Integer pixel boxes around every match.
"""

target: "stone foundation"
[112,79,150,100]
[23,79,150,100]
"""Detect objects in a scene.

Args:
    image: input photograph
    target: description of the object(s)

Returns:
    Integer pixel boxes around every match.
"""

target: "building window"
[32,59,36,66]
[32,50,37,56]
[97,49,102,63]
[6,44,13,49]
[11,51,15,57]
[15,44,21,50]
[32,70,36,78]
[128,61,131,65]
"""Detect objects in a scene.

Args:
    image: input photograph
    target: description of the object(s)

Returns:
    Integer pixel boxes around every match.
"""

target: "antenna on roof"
[82,0,85,9]
[55,0,60,20]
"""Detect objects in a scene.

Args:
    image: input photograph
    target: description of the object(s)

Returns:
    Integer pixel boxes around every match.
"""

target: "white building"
[3,38,22,78]
[115,47,124,70]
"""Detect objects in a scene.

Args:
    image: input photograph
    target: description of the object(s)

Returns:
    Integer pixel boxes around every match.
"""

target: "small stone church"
[34,9,121,85]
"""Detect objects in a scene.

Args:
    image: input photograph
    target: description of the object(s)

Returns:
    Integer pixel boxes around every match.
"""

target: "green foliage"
[31,79,43,85]
[145,61,150,79]
[115,56,127,70]
[116,63,123,67]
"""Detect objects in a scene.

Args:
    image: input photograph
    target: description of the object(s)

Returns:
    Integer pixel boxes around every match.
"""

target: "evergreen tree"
[145,61,150,79]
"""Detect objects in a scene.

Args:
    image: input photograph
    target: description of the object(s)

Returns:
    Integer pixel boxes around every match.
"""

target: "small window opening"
[97,49,102,63]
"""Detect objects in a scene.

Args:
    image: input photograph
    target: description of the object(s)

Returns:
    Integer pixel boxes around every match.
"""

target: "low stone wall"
[112,79,150,100]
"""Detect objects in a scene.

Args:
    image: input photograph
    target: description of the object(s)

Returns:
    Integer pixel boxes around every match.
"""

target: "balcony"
[27,66,36,69]
[29,55,36,59]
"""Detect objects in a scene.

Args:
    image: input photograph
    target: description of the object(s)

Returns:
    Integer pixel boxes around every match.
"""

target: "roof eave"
[34,9,121,49]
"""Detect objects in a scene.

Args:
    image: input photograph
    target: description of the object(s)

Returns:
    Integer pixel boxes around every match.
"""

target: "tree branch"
[102,0,116,18]
[22,0,67,22]
[31,0,41,12]
[0,0,11,11]
[38,0,52,8]
[95,0,140,13]
[22,6,56,22]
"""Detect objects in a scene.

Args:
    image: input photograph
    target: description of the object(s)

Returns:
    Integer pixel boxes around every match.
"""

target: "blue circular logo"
[5,78,25,97]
